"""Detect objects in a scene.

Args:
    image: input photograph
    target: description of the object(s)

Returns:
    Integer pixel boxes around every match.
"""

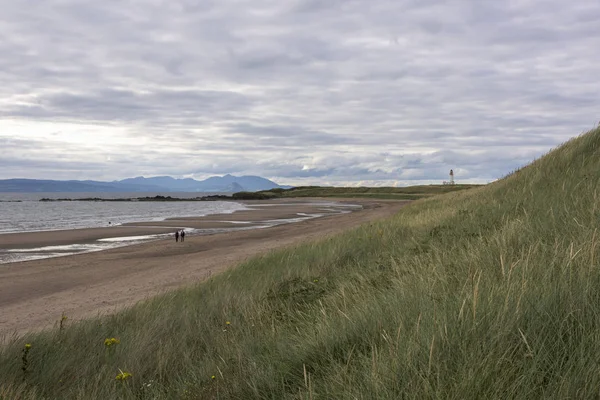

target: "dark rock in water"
[38,195,234,202]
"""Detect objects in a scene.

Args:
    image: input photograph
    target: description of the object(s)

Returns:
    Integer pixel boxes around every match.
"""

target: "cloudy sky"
[1,0,598,186]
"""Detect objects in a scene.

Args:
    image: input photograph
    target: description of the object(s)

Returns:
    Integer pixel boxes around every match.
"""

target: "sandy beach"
[0,198,410,337]
[0,199,354,250]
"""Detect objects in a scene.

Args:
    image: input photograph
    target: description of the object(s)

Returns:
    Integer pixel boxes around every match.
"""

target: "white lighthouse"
[449,169,455,185]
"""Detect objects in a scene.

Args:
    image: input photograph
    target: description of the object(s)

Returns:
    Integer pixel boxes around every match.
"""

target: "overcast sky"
[1,0,598,186]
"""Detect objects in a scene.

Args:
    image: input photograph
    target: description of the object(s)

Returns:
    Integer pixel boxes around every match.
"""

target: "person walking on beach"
[175,230,180,242]
[180,230,185,242]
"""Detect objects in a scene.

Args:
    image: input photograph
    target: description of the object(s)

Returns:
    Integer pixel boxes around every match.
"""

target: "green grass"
[2,127,600,399]
[233,184,481,200]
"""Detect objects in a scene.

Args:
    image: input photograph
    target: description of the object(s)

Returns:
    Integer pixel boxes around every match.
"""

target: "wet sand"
[0,199,352,249]
[0,198,410,337]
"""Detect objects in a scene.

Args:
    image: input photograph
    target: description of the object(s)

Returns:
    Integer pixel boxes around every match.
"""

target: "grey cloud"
[2,88,256,126]
[0,0,599,184]
[219,123,348,147]
[0,156,107,171]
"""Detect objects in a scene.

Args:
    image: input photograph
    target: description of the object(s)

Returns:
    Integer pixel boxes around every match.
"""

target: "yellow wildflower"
[115,371,132,381]
[104,337,120,347]
[211,375,216,379]
[24,343,32,349]
[225,321,231,325]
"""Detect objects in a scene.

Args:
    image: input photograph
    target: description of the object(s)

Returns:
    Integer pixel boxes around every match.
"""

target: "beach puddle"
[1,242,130,264]
[98,235,162,242]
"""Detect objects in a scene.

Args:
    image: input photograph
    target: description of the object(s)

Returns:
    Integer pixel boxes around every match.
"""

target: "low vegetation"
[1,127,600,399]
[232,191,279,200]
[233,184,481,200]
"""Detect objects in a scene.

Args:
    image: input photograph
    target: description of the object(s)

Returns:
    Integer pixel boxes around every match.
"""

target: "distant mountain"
[118,176,205,191]
[0,175,291,193]
[115,174,290,192]
[226,182,245,193]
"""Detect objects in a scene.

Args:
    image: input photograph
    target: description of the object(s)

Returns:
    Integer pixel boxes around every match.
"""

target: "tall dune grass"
[1,127,599,399]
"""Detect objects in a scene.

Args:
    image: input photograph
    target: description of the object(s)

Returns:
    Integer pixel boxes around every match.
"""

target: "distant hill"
[117,174,288,192]
[0,175,291,193]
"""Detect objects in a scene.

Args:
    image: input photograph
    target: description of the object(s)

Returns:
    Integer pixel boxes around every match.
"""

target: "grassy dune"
[233,184,481,200]
[2,127,600,399]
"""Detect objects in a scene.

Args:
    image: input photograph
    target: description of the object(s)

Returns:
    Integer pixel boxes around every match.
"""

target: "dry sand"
[0,198,410,337]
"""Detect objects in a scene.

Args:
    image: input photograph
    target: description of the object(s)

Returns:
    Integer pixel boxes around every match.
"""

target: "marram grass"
[2,127,600,399]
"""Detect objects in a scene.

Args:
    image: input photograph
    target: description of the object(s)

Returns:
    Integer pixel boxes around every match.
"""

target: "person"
[180,230,185,242]
[175,230,179,242]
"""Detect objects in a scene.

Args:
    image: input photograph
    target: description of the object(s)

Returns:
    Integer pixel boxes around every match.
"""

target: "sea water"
[0,192,249,263]
[0,192,360,264]
[0,192,245,234]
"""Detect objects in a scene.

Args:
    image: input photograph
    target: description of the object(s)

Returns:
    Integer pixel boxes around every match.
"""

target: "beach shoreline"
[0,198,410,337]
[0,198,356,250]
